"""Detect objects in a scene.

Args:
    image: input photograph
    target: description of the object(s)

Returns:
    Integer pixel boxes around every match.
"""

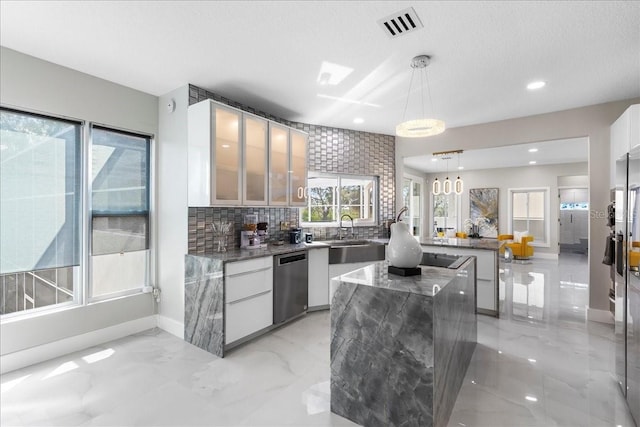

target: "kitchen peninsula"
[421,237,501,316]
[330,257,477,427]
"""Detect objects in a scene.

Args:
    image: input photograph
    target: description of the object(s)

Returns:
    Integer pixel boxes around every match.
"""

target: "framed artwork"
[469,188,499,238]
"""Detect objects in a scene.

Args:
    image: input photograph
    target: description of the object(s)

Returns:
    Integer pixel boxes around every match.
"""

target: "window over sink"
[300,172,378,227]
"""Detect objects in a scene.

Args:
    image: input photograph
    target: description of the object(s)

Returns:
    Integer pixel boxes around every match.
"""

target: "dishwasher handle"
[277,252,307,265]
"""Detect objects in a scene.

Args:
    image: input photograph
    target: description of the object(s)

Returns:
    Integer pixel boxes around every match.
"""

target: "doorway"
[559,187,589,254]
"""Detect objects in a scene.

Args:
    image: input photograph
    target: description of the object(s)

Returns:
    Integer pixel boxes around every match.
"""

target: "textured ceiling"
[1,1,639,140]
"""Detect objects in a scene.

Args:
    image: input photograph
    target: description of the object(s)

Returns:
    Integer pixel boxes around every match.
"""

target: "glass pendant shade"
[443,177,452,195]
[396,119,446,138]
[454,176,464,195]
[432,178,441,195]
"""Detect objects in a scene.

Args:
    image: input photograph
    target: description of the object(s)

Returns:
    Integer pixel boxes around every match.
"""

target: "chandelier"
[396,55,445,138]
[432,150,463,196]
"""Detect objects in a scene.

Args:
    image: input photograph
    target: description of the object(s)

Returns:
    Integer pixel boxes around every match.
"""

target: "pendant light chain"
[400,67,418,124]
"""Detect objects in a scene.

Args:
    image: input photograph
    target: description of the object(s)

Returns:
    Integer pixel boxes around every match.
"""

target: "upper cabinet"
[611,104,640,188]
[269,123,289,205]
[188,99,308,207]
[243,115,269,205]
[290,129,308,206]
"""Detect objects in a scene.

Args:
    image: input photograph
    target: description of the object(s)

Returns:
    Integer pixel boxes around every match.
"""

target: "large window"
[0,108,81,315]
[509,188,549,246]
[90,126,151,299]
[0,107,153,317]
[432,193,459,237]
[301,173,377,226]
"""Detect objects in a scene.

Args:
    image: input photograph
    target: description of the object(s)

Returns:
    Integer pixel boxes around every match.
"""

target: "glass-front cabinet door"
[213,105,242,205]
[289,130,308,206]
[269,123,289,205]
[243,115,268,205]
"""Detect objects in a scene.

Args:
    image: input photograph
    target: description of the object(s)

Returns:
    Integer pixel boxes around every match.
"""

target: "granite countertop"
[421,237,501,251]
[188,241,331,263]
[333,259,473,297]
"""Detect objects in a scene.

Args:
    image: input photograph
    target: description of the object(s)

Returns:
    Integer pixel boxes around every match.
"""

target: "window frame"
[300,172,379,228]
[0,105,155,319]
[0,106,84,318]
[88,124,153,302]
[507,187,550,247]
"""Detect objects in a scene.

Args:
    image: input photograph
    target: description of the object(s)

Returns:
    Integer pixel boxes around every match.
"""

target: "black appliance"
[289,228,302,244]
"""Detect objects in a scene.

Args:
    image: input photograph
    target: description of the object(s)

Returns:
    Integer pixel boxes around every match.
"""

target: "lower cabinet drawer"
[225,290,273,345]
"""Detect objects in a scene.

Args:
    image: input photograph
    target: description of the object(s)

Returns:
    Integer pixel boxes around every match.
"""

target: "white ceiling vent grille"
[378,7,423,39]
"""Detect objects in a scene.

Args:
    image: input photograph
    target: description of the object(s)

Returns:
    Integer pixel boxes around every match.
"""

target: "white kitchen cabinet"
[242,114,269,205]
[289,129,308,206]
[308,248,329,308]
[269,123,289,205]
[188,100,242,206]
[611,104,640,188]
[224,256,273,345]
[421,245,499,316]
[188,99,308,207]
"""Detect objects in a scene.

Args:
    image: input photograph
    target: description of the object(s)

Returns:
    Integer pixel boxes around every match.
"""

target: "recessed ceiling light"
[527,81,546,90]
[431,158,438,162]
[317,61,353,86]
[458,166,464,170]
[221,144,230,149]
[528,358,537,363]
[353,118,364,124]
[528,148,538,153]
[525,395,538,402]
[529,161,537,165]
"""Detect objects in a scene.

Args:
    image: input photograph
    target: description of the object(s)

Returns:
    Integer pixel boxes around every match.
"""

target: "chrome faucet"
[339,214,354,240]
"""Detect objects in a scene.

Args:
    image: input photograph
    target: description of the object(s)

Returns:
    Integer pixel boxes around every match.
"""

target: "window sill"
[300,222,378,228]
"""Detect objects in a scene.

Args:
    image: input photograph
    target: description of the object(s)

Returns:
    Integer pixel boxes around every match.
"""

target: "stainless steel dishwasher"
[273,251,308,324]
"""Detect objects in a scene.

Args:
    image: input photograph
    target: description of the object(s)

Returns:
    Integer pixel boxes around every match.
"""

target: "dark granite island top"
[330,259,477,427]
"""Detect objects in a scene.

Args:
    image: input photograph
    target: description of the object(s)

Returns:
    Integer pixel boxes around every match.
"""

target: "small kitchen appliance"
[289,228,302,244]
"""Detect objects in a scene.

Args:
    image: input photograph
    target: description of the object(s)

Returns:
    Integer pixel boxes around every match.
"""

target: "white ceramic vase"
[388,222,423,268]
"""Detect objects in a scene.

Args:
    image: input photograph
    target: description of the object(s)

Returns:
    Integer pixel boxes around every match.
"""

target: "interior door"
[559,188,588,254]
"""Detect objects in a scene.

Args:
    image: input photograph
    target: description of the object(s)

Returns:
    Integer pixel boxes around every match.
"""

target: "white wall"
[156,86,189,336]
[396,97,640,316]
[0,47,158,356]
[425,162,588,255]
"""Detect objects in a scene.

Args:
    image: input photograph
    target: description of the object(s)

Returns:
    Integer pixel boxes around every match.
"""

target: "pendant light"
[396,55,446,138]
[454,152,464,195]
[431,149,464,196]
[432,177,441,195]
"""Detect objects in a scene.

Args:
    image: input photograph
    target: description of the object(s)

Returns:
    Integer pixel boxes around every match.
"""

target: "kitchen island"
[421,237,501,316]
[330,257,477,427]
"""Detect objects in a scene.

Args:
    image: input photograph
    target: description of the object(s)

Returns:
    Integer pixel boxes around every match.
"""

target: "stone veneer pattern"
[187,85,395,252]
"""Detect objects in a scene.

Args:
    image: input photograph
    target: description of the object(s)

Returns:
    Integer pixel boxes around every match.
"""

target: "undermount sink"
[327,240,386,264]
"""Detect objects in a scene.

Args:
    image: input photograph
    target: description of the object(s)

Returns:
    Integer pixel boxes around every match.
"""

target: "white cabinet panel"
[187,101,212,206]
[225,290,273,344]
[421,245,498,315]
[226,267,273,303]
[308,248,329,307]
[289,129,308,206]
[226,256,272,276]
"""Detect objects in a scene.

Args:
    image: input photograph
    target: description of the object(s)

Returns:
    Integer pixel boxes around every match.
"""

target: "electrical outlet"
[280,221,290,231]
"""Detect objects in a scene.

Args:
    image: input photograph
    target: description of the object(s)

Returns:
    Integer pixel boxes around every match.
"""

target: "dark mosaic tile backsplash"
[187,84,396,254]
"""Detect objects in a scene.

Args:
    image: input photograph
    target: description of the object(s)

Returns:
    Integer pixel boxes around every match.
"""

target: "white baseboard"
[156,315,184,339]
[0,315,156,374]
[587,307,614,324]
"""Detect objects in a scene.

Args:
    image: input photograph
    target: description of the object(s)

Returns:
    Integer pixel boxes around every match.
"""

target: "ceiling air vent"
[378,7,423,39]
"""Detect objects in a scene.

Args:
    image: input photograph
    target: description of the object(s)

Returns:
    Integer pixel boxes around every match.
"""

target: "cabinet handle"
[226,266,271,278]
[227,289,271,305]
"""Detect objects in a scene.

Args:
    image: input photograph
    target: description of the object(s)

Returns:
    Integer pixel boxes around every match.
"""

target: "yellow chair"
[455,232,468,239]
[498,233,534,259]
[630,241,640,269]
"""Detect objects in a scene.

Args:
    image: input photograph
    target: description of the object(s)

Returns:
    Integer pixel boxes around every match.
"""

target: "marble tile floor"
[1,253,637,427]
